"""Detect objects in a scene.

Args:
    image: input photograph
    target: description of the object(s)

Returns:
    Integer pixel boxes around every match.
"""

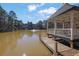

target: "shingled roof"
[49,3,79,19]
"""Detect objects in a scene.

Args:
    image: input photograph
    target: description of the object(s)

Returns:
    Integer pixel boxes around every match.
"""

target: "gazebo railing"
[48,28,71,38]
[73,29,79,39]
[55,29,71,38]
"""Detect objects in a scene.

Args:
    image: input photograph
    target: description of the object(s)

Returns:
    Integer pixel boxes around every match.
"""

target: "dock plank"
[40,37,79,56]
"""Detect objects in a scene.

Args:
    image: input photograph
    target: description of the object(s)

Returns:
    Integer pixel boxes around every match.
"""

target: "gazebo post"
[63,22,64,29]
[54,19,56,35]
[53,19,58,55]
[70,12,74,48]
[47,20,48,33]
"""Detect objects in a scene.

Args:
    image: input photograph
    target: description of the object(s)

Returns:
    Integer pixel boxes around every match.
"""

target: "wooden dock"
[40,36,79,56]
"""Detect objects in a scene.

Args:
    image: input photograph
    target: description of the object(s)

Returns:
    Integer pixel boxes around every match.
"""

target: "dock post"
[39,31,41,40]
[53,36,58,56]
[70,40,73,48]
[55,41,58,56]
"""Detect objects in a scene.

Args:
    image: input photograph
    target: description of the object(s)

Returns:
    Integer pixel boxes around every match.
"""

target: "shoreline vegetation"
[0,5,47,32]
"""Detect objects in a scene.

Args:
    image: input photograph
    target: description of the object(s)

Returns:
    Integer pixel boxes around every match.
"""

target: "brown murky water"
[0,30,52,56]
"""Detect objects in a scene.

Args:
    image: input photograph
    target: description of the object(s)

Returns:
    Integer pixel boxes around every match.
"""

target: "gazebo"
[47,3,79,48]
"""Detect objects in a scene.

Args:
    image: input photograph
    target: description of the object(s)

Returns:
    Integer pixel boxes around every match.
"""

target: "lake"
[0,30,52,56]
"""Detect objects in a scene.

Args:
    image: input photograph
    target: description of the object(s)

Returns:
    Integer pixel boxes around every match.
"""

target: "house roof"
[49,3,79,19]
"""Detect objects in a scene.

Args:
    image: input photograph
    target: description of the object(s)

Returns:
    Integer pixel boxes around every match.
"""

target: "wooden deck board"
[40,36,79,56]
[60,49,79,56]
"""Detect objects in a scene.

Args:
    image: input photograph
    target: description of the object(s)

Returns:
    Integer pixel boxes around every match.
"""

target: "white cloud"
[38,7,57,14]
[39,3,45,7]
[46,15,50,18]
[27,3,45,12]
[27,4,38,11]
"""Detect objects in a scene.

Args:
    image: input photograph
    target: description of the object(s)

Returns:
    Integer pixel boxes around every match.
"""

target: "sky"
[1,3,63,24]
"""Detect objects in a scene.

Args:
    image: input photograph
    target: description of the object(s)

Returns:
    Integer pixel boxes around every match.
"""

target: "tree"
[27,22,33,30]
[17,20,24,30]
[0,5,24,32]
[36,20,43,29]
[42,20,47,29]
[9,11,17,31]
[0,5,8,31]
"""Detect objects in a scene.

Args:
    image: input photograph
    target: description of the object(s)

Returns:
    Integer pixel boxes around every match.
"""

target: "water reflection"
[0,30,52,56]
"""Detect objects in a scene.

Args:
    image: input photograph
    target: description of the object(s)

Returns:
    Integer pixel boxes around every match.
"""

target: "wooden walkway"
[40,36,79,56]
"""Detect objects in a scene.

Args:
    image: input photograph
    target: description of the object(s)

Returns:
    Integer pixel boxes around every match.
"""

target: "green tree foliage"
[42,20,47,29]
[0,6,9,31]
[0,5,48,32]
[0,5,24,32]
[27,22,33,30]
[36,20,43,29]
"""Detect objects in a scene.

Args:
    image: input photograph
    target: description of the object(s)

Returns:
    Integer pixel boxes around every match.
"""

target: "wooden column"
[70,40,74,48]
[47,20,48,32]
[47,20,49,33]
[63,22,64,29]
[53,36,58,56]
[53,19,58,55]
[70,12,74,48]
[54,19,56,35]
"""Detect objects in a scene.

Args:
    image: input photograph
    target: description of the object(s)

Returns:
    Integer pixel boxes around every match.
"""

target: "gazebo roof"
[49,3,79,19]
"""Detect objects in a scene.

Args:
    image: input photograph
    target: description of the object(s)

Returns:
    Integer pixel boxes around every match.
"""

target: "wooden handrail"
[48,28,71,30]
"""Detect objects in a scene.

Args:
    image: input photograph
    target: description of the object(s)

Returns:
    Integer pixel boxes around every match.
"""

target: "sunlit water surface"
[0,30,52,56]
